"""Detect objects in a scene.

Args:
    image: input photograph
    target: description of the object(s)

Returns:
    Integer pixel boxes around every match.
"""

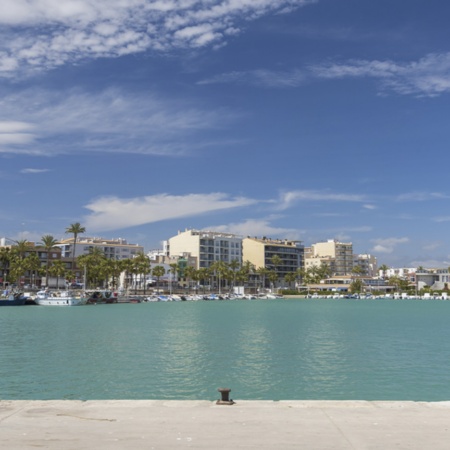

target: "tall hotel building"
[167,229,243,269]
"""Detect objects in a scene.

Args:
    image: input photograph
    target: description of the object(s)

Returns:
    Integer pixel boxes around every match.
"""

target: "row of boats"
[0,289,285,306]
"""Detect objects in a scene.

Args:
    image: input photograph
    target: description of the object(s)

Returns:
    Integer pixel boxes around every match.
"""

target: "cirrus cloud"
[0,0,315,77]
[83,192,259,232]
[371,237,409,254]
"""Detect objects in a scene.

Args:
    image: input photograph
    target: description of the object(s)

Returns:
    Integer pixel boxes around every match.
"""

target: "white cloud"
[277,190,366,210]
[371,237,409,254]
[0,87,236,156]
[20,168,50,174]
[0,121,36,146]
[206,217,303,240]
[83,192,258,232]
[433,216,450,223]
[312,53,450,97]
[396,191,450,201]
[0,0,315,77]
[198,68,306,87]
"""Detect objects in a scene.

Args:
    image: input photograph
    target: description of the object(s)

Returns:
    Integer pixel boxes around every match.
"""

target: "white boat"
[35,290,86,306]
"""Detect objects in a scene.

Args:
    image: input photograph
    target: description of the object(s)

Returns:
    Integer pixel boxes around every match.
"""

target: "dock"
[1,400,450,449]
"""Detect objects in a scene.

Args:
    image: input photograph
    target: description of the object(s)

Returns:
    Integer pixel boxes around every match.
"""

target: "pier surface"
[1,400,450,449]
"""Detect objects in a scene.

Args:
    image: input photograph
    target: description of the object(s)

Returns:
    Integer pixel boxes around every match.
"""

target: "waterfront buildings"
[304,240,353,276]
[57,237,143,261]
[242,237,304,285]
[167,229,243,269]
[353,254,378,277]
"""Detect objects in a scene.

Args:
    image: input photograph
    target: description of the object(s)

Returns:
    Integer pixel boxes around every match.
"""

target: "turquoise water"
[1,298,450,401]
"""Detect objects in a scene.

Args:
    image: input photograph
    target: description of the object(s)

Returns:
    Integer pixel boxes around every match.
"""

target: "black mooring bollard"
[216,387,235,405]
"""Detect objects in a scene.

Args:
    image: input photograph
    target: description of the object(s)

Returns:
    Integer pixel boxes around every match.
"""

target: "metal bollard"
[216,387,235,405]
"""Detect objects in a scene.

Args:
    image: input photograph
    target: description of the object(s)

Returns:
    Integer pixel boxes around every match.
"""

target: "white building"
[168,229,243,269]
[57,237,143,260]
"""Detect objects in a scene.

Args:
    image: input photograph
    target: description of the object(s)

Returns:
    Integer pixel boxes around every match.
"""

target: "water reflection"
[2,299,450,400]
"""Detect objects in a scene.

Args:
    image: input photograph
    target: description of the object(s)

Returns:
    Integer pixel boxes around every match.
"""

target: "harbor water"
[1,298,450,401]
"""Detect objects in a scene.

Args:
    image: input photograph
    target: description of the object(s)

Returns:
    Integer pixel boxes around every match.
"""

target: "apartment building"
[353,254,378,277]
[306,240,353,276]
[242,237,304,283]
[57,237,143,261]
[167,229,243,269]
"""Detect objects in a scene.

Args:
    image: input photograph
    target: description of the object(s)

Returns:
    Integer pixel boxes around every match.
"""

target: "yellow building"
[242,237,304,285]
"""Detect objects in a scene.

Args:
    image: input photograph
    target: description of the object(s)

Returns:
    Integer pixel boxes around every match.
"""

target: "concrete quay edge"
[1,399,450,449]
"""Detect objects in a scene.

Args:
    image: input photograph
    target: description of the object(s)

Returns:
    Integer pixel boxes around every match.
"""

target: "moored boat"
[35,290,86,306]
[0,292,27,306]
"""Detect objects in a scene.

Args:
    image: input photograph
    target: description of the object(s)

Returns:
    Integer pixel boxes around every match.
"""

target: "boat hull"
[0,296,27,306]
[35,298,84,306]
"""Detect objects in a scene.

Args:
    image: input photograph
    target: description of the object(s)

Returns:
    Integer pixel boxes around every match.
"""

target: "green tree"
[379,264,389,279]
[77,247,106,289]
[210,260,229,294]
[48,259,67,289]
[349,279,364,294]
[0,247,12,287]
[26,253,42,288]
[65,222,86,273]
[132,252,151,293]
[152,265,166,293]
[184,265,197,293]
[168,263,179,294]
[40,235,59,284]
[104,259,124,290]
[256,266,268,292]
[284,271,297,290]
[267,270,278,292]
[197,267,211,294]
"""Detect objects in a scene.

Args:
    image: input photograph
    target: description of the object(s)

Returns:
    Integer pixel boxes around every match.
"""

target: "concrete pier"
[1,400,450,449]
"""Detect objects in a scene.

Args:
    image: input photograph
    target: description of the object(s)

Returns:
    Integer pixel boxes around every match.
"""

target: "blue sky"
[1,0,450,268]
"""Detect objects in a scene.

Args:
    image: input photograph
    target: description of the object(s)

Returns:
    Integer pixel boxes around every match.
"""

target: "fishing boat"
[0,292,27,306]
[35,290,86,306]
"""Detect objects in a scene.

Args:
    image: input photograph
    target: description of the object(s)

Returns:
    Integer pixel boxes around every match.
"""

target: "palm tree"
[104,259,124,290]
[284,271,297,290]
[40,235,59,285]
[132,252,151,293]
[152,266,166,293]
[65,222,86,273]
[184,266,197,293]
[25,253,42,288]
[0,247,12,288]
[210,260,229,295]
[256,266,268,292]
[197,267,211,294]
[13,239,30,259]
[379,264,389,280]
[77,247,106,289]
[48,260,67,290]
[168,263,179,294]
[270,255,282,289]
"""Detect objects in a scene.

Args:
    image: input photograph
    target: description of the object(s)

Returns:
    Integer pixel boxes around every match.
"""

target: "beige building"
[57,237,143,261]
[167,229,243,269]
[353,254,378,277]
[242,237,304,285]
[306,240,353,276]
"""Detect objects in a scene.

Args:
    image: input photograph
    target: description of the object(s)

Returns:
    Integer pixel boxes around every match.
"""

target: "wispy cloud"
[0,0,315,77]
[277,190,366,210]
[396,191,450,202]
[0,87,236,156]
[201,52,450,97]
[206,217,303,240]
[371,237,409,254]
[20,168,50,174]
[198,69,306,88]
[83,192,259,232]
[312,52,450,97]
